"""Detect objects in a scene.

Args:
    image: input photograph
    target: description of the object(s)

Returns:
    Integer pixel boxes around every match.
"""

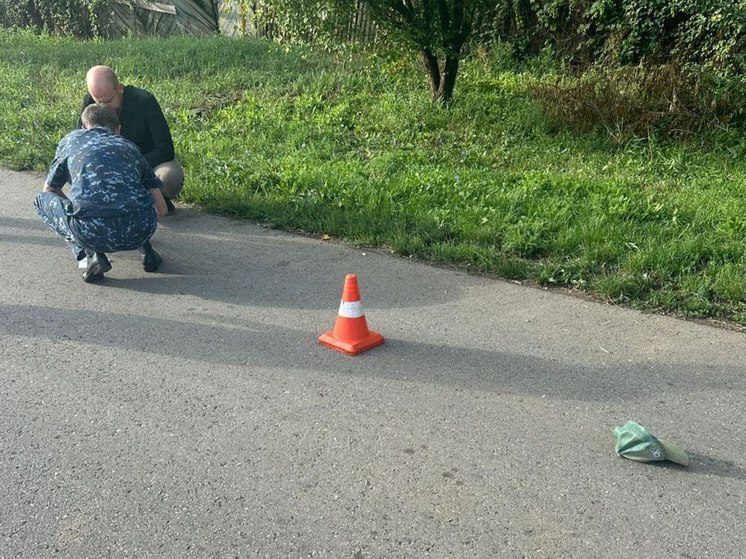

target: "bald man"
[79,66,184,212]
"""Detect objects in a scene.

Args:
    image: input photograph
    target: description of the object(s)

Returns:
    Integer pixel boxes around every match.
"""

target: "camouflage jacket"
[46,127,163,219]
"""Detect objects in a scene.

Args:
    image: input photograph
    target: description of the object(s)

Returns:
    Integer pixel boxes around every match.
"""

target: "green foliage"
[362,0,485,51]
[0,32,743,326]
[499,1,746,141]
[361,0,495,101]
[238,1,497,101]
[226,0,361,46]
[0,0,107,38]
[496,0,746,78]
[582,0,745,74]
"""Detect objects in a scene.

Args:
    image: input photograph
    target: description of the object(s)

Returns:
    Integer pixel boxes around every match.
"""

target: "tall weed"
[530,63,744,144]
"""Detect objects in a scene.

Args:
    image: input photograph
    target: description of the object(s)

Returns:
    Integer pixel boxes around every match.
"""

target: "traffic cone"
[319,274,384,355]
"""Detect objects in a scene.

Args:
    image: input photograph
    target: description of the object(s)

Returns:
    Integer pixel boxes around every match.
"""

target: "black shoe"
[139,241,162,272]
[164,197,176,213]
[83,252,112,283]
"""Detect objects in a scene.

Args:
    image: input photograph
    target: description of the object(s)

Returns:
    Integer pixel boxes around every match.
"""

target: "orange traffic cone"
[319,274,384,355]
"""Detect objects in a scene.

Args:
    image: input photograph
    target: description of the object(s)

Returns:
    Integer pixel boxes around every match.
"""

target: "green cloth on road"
[614,420,690,466]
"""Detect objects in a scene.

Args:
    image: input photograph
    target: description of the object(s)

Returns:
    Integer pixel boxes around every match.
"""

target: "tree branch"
[434,0,450,40]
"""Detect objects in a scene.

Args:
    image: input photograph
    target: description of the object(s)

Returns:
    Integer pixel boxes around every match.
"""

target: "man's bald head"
[86,66,124,111]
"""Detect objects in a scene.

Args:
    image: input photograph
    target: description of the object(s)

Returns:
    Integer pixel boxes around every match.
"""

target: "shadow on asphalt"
[672,453,746,481]
[1,232,69,248]
[0,304,738,404]
[1,215,67,248]
[0,215,40,229]
[5,209,468,311]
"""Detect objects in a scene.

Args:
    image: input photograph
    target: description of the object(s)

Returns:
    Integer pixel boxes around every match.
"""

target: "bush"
[488,0,745,79]
[227,0,369,47]
[0,0,105,38]
[531,62,745,143]
[582,0,745,76]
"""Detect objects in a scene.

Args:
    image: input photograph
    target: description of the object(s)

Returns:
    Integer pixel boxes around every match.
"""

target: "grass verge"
[1,31,744,327]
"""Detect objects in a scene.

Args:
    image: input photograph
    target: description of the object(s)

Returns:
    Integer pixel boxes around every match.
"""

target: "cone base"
[319,330,384,356]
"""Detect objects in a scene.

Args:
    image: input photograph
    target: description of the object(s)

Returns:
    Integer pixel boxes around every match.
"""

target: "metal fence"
[217,1,378,44]
[102,0,218,38]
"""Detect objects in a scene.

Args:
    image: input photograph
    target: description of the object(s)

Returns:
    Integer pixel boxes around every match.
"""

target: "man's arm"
[150,187,168,216]
[143,93,175,168]
[42,183,68,199]
[45,138,71,194]
[141,156,167,215]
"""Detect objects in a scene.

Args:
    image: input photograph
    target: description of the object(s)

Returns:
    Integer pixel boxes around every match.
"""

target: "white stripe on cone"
[338,300,364,318]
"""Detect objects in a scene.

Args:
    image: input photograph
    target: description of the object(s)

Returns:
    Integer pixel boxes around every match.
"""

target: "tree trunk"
[435,55,460,104]
[421,49,441,100]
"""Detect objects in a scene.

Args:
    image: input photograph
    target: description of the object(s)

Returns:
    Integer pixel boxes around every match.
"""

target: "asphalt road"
[1,168,744,559]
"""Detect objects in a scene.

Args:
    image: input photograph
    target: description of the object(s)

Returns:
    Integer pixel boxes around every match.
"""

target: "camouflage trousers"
[34,192,157,260]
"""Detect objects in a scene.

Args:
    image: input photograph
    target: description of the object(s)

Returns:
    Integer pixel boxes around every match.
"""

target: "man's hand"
[43,183,68,199]
[150,188,168,216]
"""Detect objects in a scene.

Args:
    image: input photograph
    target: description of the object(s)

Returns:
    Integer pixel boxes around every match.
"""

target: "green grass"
[1,31,744,327]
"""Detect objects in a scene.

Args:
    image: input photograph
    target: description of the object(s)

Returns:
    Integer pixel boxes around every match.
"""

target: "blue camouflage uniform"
[34,126,162,260]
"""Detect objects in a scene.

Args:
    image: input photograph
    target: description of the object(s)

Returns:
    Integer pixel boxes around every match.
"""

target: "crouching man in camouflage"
[34,103,168,283]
